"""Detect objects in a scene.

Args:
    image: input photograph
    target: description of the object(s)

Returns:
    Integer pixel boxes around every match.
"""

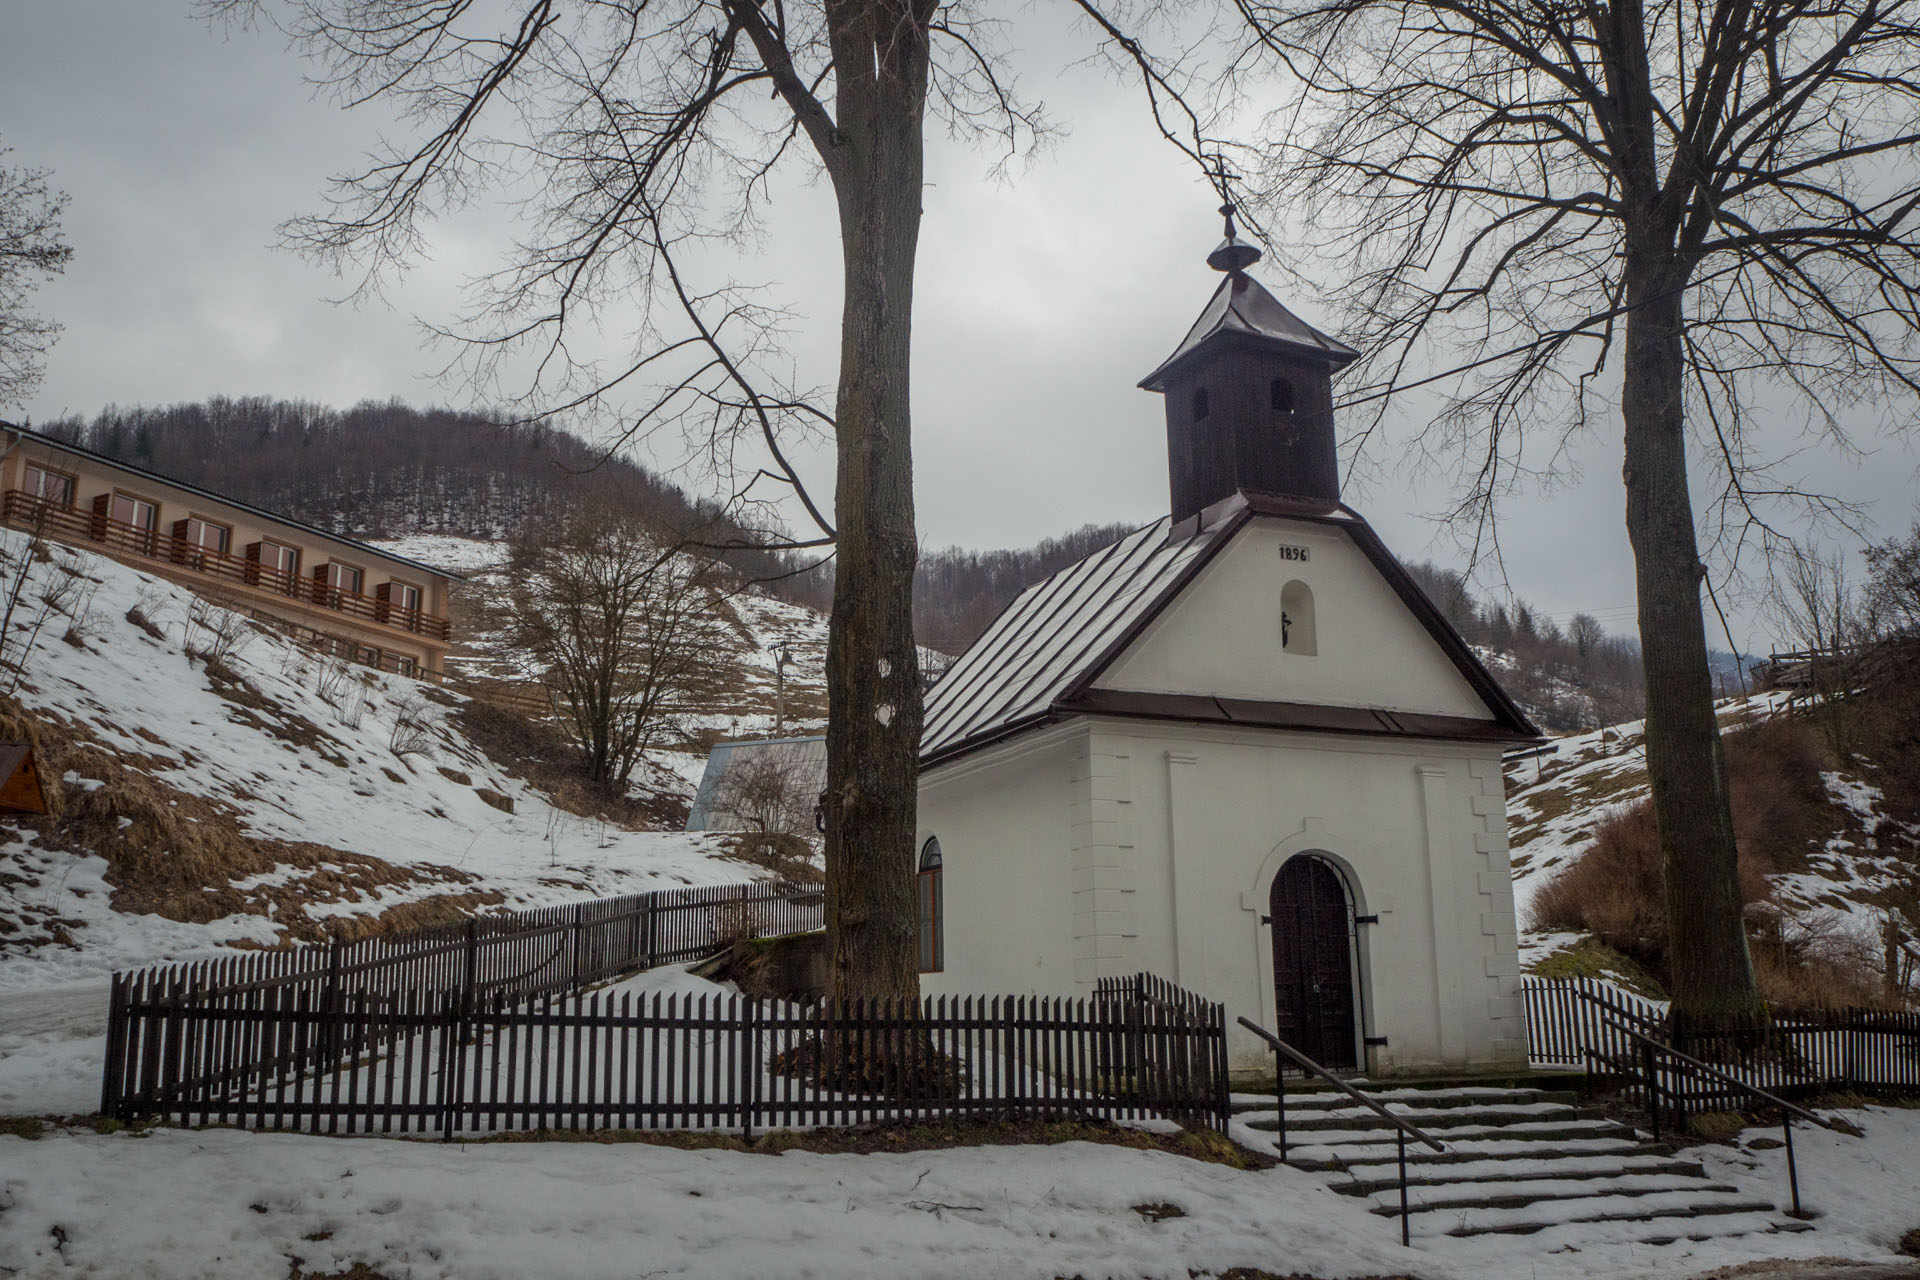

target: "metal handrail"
[1238,1016,1443,1246]
[1595,1015,1844,1218]
[1599,1016,1837,1129]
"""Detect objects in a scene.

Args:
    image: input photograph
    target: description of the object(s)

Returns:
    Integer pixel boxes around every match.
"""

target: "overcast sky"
[5,0,1918,654]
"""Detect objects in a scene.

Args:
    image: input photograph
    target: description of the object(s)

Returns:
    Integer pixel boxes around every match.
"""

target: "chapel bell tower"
[1140,207,1359,525]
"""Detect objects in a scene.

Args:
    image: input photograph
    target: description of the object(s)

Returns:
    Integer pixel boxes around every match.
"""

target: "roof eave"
[1137,328,1361,393]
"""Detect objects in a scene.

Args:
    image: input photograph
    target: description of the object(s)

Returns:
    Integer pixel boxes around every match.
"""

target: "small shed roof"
[685,735,827,831]
[0,742,48,815]
[919,492,1540,767]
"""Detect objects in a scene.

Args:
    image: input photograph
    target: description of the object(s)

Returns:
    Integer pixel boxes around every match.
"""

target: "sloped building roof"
[686,735,827,831]
[919,492,1539,767]
[1139,273,1360,391]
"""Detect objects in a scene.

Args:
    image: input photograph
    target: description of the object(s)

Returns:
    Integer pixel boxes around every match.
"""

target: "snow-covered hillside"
[0,530,765,990]
[372,534,830,802]
[1507,691,1919,984]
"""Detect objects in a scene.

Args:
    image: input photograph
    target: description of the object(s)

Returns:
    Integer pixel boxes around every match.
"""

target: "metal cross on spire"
[1204,156,1262,274]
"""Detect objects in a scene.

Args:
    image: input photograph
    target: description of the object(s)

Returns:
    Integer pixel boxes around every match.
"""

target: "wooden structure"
[102,871,1228,1136]
[1525,975,1920,1109]
[0,742,47,815]
[0,422,456,678]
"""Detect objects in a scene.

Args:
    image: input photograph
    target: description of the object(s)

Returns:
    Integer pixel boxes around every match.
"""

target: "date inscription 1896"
[1278,545,1311,563]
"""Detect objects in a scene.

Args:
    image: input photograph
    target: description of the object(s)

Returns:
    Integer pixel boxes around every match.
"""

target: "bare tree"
[515,515,731,791]
[1863,522,1920,638]
[0,141,73,409]
[1208,0,1920,1034]
[710,748,816,838]
[202,0,1061,1003]
[1774,546,1866,757]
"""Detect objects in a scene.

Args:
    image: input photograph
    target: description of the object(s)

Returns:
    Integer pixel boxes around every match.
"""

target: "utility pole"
[769,641,792,737]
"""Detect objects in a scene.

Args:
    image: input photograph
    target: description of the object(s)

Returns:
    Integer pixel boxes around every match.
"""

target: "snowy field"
[0,1102,1915,1278]
[7,966,1919,1279]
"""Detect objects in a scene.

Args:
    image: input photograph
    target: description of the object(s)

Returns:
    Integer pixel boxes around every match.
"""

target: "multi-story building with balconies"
[0,422,456,678]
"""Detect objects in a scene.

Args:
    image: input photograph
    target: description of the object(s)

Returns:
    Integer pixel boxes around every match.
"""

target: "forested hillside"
[38,400,1684,733]
[35,399,798,583]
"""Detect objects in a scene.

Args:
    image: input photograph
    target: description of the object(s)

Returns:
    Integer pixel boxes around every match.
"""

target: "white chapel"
[914,217,1543,1079]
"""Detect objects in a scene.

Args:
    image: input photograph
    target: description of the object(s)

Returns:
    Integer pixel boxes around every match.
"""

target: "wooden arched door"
[1268,854,1358,1069]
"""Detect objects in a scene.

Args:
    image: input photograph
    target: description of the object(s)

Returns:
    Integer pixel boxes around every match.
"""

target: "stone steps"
[1244,1081,1808,1242]
[1276,1103,1603,1132]
[1332,1154,1708,1195]
[1230,1087,1581,1113]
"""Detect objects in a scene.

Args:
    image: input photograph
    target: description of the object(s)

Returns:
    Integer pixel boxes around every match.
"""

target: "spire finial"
[1206,200,1262,273]
[1204,158,1262,273]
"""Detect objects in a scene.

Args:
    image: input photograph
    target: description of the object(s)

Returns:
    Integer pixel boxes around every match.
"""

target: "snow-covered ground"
[1,1092,1914,1278]
[0,529,761,991]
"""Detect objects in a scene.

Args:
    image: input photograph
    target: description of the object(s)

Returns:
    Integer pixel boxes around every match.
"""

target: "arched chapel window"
[1191,386,1210,421]
[1270,377,1296,413]
[1281,579,1318,655]
[918,837,944,973]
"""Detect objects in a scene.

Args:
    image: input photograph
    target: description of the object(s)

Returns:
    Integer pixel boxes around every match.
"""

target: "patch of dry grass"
[1530,715,1883,1002]
[0,695,500,944]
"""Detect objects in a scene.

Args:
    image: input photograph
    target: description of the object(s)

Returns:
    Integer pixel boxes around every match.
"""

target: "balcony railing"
[2,491,451,643]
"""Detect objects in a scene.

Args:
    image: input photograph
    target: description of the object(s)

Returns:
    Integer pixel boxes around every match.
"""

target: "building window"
[174,517,231,569]
[317,562,364,607]
[22,465,74,508]
[183,518,230,555]
[381,579,424,630]
[357,645,381,668]
[251,539,301,593]
[1270,377,1295,413]
[392,655,417,678]
[1281,579,1318,655]
[917,837,943,973]
[109,492,160,553]
[1191,386,1210,421]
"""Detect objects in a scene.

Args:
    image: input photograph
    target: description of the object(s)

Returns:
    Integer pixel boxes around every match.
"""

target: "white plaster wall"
[1096,516,1492,720]
[1116,719,1525,1076]
[918,715,1527,1079]
[916,724,1083,998]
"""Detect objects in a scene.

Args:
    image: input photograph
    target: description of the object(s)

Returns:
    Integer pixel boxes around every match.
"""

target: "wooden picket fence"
[1522,974,1664,1067]
[1526,975,1920,1119]
[102,881,823,1118]
[101,981,1230,1138]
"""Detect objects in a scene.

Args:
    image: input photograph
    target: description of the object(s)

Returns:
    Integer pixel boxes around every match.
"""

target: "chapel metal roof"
[918,492,1540,767]
[1138,272,1361,391]
[918,507,1232,763]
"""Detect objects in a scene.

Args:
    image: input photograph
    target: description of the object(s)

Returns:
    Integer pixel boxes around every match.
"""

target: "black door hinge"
[1353,914,1379,925]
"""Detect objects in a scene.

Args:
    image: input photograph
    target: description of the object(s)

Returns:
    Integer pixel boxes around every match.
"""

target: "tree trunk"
[820,0,931,1002]
[1620,254,1765,1036]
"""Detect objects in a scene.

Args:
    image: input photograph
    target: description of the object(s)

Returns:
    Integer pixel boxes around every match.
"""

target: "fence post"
[100,972,127,1120]
[322,932,345,1072]
[1212,1002,1231,1132]
[740,882,752,941]
[1643,1040,1660,1141]
[440,988,467,1143]
[743,1000,760,1142]
[570,903,585,991]
[644,901,657,971]
[463,918,479,1005]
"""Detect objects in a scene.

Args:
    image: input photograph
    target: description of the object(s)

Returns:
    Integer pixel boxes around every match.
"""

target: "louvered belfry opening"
[1140,217,1360,525]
